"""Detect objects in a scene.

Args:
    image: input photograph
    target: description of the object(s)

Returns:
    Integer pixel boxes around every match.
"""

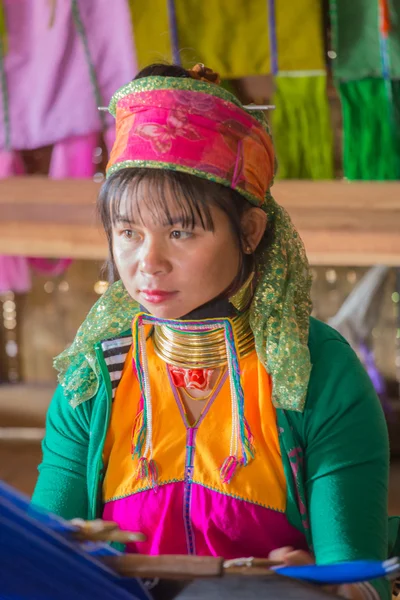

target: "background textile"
[331,0,400,179]
[0,0,136,151]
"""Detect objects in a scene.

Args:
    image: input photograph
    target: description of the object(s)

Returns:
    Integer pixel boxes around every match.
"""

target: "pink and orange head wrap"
[58,71,311,415]
[106,75,275,207]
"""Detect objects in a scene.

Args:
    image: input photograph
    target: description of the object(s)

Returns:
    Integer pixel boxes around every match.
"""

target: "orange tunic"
[102,337,307,556]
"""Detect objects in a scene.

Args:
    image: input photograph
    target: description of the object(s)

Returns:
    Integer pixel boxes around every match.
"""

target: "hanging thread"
[0,1,10,150]
[71,0,106,132]
[167,0,181,66]
[378,0,392,104]
[267,0,278,76]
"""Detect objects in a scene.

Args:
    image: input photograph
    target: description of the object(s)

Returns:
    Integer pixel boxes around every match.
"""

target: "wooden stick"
[102,554,282,579]
[70,521,282,577]
[73,530,146,544]
[70,519,146,544]
[103,554,225,579]
[223,557,281,576]
[70,519,119,532]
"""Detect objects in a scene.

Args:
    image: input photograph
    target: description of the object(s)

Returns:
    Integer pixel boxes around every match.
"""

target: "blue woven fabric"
[0,481,149,600]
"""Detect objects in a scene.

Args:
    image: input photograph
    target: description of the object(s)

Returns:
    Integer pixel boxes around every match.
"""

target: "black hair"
[98,63,265,297]
[134,63,191,79]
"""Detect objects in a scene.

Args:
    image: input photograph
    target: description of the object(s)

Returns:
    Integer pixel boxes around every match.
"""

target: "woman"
[33,64,398,599]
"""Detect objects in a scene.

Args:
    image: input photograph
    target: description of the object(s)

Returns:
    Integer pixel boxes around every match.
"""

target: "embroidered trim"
[190,480,285,513]
[104,479,286,513]
[183,427,197,555]
[107,160,262,207]
[103,478,184,503]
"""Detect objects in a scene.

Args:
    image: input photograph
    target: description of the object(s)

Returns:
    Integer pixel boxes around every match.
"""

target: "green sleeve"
[303,339,390,599]
[31,384,92,521]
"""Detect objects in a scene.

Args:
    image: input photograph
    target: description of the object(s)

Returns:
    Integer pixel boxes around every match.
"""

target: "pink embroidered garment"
[0,0,136,150]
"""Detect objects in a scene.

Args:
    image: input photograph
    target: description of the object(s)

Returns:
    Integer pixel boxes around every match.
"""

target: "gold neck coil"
[152,311,255,369]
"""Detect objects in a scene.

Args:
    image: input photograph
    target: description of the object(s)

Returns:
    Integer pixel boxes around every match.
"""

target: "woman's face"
[111,184,242,319]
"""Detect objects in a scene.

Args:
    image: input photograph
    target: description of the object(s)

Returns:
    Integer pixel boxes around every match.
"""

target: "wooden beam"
[0,178,104,260]
[273,180,400,266]
[0,177,400,265]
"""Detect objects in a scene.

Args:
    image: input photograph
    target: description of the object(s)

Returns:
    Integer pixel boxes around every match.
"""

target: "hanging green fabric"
[330,0,400,180]
[271,0,333,179]
[332,0,400,81]
[340,78,400,180]
[272,75,334,179]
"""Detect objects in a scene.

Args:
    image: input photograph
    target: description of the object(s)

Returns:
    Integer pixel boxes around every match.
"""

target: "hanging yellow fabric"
[127,0,172,69]
[175,0,271,78]
[0,0,8,55]
[272,0,333,179]
[128,0,333,178]
[129,0,325,77]
[275,0,325,72]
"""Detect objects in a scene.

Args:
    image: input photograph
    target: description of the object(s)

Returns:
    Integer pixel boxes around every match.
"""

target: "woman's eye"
[122,229,133,239]
[170,230,193,240]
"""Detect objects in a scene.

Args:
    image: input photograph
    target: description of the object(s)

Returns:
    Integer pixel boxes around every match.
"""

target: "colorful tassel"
[220,456,241,484]
[136,457,149,481]
[241,418,255,465]
[131,315,150,460]
[224,320,255,469]
[131,408,145,458]
[135,457,159,490]
[148,459,159,489]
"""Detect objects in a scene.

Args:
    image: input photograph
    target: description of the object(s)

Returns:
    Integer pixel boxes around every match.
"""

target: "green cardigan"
[32,317,397,599]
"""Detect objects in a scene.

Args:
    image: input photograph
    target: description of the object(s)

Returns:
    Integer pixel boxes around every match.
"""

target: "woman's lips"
[140,289,178,304]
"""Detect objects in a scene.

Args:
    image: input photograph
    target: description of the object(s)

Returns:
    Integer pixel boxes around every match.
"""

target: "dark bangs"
[98,167,252,238]
[97,167,258,286]
[99,168,221,233]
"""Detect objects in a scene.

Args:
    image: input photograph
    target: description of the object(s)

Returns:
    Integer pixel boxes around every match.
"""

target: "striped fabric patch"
[357,582,380,600]
[101,336,132,399]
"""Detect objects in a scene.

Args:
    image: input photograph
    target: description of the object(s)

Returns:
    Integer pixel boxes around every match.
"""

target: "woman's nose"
[139,238,170,276]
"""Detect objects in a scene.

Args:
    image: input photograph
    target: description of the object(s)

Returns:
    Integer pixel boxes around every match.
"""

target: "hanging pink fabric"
[0,150,25,178]
[49,132,100,179]
[0,2,137,290]
[0,150,32,293]
[0,255,31,293]
[0,0,137,151]
[0,254,31,293]
[27,257,72,277]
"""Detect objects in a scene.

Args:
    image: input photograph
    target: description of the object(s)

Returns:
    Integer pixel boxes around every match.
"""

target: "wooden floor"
[1,384,400,515]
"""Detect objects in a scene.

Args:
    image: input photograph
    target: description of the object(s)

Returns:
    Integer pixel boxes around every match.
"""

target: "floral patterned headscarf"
[54,74,312,412]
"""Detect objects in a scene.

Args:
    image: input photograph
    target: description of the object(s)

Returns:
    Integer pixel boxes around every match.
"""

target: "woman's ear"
[241,208,268,254]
